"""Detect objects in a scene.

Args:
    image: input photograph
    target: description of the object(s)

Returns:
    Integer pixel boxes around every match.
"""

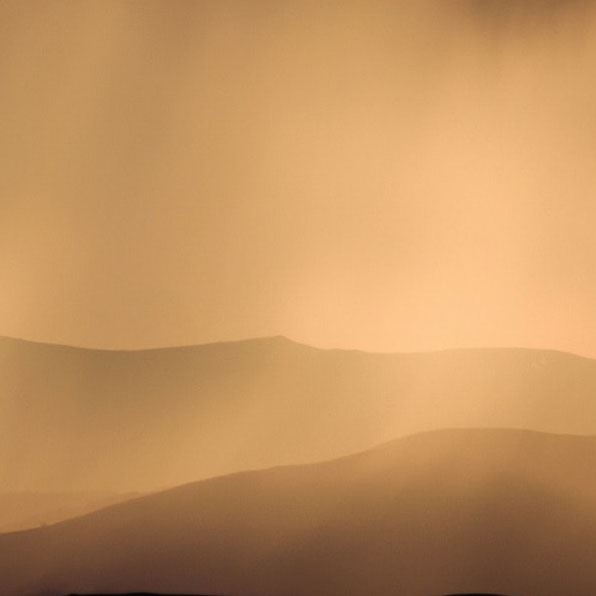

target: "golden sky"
[1,0,596,354]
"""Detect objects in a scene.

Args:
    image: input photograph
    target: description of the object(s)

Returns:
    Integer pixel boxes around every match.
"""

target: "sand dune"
[2,428,595,596]
[3,335,596,493]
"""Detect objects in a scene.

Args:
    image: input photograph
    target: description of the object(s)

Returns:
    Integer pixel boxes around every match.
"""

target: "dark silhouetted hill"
[64,593,223,596]
[61,593,515,596]
[61,593,516,596]
[1,429,595,596]
[3,335,596,493]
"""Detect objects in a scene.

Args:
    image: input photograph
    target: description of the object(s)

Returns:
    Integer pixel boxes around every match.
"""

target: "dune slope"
[1,428,595,596]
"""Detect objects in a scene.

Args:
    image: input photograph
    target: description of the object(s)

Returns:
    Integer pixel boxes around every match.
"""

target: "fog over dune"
[0,492,142,533]
[2,428,595,596]
[2,2,596,595]
[3,335,596,495]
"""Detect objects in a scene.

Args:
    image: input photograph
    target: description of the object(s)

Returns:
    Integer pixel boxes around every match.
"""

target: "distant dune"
[3,335,596,493]
[2,428,595,596]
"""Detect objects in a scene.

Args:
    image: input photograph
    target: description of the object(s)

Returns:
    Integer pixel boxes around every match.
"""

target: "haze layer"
[3,336,596,492]
[2,1,596,354]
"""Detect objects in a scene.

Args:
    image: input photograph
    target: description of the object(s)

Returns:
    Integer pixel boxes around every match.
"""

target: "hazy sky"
[2,0,596,354]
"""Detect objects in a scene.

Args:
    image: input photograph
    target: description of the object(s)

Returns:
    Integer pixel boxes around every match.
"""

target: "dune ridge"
[3,335,596,493]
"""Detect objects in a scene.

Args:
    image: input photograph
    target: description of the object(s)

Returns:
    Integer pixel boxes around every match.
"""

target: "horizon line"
[0,333,592,361]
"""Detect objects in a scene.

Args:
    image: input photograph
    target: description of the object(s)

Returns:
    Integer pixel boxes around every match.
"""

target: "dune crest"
[3,335,596,493]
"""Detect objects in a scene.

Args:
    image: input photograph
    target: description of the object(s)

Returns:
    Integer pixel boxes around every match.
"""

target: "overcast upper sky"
[2,0,596,354]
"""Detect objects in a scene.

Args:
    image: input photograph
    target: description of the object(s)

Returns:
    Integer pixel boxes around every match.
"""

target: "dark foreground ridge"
[65,593,220,596]
[63,593,515,596]
[64,593,223,596]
